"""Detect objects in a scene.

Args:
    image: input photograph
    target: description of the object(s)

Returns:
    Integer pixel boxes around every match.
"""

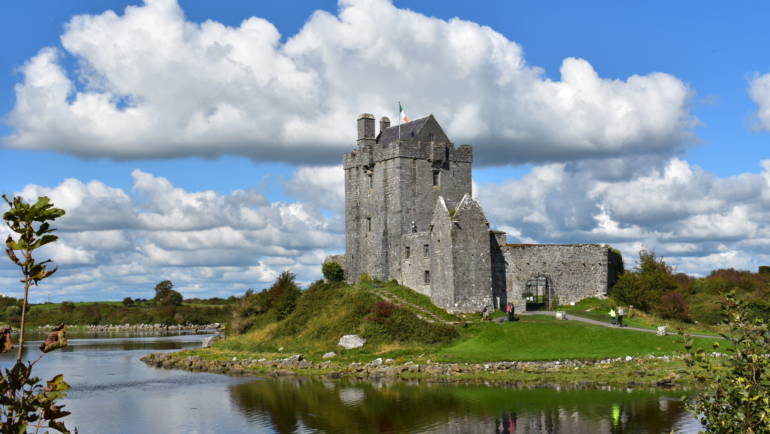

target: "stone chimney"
[357,113,375,147]
[380,116,391,135]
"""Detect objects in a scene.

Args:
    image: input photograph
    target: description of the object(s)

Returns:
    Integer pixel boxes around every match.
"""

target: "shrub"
[657,291,691,322]
[1,195,73,432]
[230,271,301,334]
[366,300,458,344]
[322,261,344,282]
[60,301,75,313]
[609,250,678,312]
[122,297,134,307]
[684,294,770,432]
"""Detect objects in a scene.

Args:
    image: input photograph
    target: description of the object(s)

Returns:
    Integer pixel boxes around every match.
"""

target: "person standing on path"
[506,303,514,322]
[617,306,625,327]
[609,308,617,325]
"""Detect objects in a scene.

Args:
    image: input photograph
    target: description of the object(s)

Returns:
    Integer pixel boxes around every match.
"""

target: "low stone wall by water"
[140,352,684,386]
[34,323,224,333]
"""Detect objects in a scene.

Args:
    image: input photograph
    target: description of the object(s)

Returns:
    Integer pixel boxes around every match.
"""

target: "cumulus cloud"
[285,165,345,212]
[5,0,695,165]
[476,157,770,275]
[749,72,770,130]
[0,170,343,301]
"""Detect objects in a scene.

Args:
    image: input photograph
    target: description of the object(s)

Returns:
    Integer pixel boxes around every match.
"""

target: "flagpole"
[398,101,401,142]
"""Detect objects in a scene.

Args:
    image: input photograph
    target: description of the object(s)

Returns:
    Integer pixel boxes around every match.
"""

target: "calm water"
[0,334,702,433]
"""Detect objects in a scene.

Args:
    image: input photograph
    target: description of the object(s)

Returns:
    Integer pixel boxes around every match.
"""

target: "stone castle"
[334,113,622,313]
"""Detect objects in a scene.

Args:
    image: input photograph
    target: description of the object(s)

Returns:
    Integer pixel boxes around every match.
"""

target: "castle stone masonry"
[339,113,621,313]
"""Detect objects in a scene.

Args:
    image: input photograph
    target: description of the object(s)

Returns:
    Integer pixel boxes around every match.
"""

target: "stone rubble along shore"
[140,352,684,386]
[34,323,224,332]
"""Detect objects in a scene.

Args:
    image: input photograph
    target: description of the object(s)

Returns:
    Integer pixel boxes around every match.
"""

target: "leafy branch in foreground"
[2,194,74,433]
[683,293,770,433]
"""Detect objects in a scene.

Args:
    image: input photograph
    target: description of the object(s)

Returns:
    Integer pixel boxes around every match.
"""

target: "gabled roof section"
[376,115,444,145]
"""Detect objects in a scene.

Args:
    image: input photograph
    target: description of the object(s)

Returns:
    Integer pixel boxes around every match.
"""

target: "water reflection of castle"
[227,378,699,433]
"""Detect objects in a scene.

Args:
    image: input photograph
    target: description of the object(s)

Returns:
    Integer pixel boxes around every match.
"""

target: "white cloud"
[5,0,695,165]
[750,72,770,130]
[477,157,770,275]
[0,170,343,301]
[285,165,345,212]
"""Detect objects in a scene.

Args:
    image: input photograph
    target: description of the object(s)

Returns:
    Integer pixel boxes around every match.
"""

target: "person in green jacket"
[609,308,617,325]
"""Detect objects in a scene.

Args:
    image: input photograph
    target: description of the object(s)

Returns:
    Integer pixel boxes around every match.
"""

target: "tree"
[3,195,65,361]
[322,261,344,282]
[154,280,182,306]
[684,293,770,432]
[2,195,73,432]
[610,250,678,312]
[122,297,134,307]
[154,280,174,301]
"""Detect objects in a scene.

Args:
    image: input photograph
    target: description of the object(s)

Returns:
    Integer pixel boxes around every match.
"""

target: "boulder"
[338,334,366,349]
[656,326,667,336]
[322,352,336,359]
[555,311,567,320]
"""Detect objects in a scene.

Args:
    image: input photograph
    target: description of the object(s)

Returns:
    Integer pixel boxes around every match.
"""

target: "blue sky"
[1,0,770,301]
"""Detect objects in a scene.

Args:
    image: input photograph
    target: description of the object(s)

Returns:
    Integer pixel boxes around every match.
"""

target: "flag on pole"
[399,102,409,123]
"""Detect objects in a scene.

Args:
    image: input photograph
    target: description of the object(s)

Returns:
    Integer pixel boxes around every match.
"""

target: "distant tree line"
[0,280,236,327]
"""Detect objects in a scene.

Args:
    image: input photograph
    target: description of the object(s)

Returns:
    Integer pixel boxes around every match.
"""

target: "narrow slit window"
[423,244,429,257]
[405,246,411,259]
[424,270,430,284]
[368,173,373,188]
[432,170,439,186]
[367,217,372,232]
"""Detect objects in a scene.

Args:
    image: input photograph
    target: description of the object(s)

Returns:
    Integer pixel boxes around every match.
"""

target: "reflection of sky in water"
[1,335,702,433]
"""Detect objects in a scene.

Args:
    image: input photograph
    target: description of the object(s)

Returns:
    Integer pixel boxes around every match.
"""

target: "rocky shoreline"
[140,351,685,387]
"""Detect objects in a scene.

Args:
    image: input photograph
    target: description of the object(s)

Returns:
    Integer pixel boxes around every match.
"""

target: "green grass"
[435,314,721,362]
[214,282,723,366]
[219,281,458,359]
[28,301,125,312]
[374,280,460,322]
[558,297,722,336]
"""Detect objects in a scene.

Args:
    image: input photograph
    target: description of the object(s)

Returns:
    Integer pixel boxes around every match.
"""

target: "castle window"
[424,270,430,284]
[368,173,373,188]
[405,246,411,259]
[445,146,449,162]
[428,133,434,142]
[432,170,440,186]
[367,217,371,232]
[423,244,429,257]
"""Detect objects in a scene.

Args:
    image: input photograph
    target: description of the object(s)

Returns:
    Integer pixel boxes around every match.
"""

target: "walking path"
[520,311,722,339]
[367,286,722,339]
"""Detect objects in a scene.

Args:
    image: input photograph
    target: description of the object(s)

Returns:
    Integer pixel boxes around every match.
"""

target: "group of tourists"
[608,305,631,327]
[481,303,517,322]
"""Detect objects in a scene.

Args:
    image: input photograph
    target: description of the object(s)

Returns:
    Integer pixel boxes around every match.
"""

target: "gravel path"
[520,311,721,339]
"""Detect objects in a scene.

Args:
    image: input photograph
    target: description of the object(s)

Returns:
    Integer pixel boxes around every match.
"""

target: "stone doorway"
[524,275,553,311]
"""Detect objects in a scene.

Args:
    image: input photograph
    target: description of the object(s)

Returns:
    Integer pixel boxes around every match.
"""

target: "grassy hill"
[220,279,459,360]
[213,278,720,363]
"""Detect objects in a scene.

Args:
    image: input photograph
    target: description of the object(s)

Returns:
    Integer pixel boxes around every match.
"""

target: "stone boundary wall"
[501,244,613,312]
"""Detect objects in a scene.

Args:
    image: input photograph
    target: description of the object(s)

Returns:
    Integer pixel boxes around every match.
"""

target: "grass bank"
[173,279,722,386]
[558,297,724,336]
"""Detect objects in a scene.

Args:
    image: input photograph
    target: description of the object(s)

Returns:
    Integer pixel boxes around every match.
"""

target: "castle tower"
[343,113,473,283]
